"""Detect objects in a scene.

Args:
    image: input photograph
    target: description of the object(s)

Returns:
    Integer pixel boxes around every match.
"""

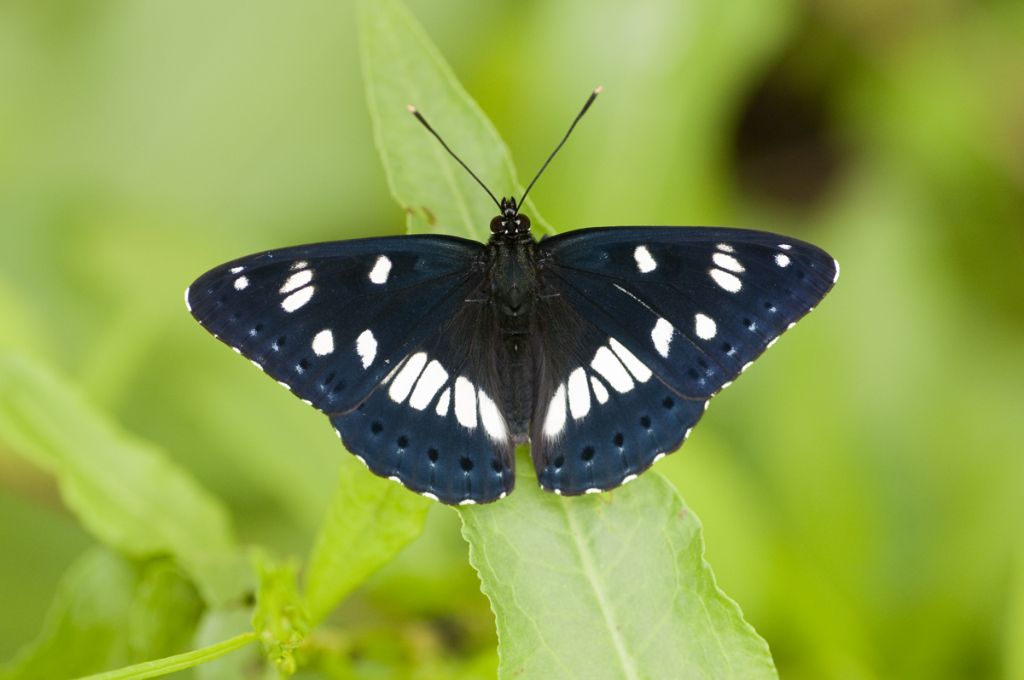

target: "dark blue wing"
[529,290,708,495]
[330,297,515,505]
[531,226,838,495]
[187,236,483,413]
[187,235,515,504]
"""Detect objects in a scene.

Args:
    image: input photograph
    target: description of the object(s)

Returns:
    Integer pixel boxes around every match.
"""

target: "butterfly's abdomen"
[486,238,540,442]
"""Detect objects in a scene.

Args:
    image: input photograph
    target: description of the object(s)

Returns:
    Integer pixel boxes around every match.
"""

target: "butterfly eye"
[515,214,531,232]
[490,216,505,234]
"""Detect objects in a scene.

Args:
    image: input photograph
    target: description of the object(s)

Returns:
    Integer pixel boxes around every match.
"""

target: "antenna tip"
[593,85,604,94]
[406,104,418,114]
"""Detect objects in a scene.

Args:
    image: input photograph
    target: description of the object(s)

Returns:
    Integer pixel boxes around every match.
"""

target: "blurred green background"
[1,1,1023,678]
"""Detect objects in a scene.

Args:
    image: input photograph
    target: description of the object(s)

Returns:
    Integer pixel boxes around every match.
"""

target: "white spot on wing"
[234,276,249,290]
[709,268,742,293]
[280,269,313,294]
[778,244,792,250]
[291,260,308,270]
[712,252,745,273]
[591,346,634,393]
[459,499,476,506]
[454,377,477,428]
[567,368,591,420]
[585,487,601,495]
[478,389,507,441]
[633,245,657,273]
[421,492,439,501]
[589,377,610,404]
[388,352,427,403]
[543,384,568,437]
[281,286,314,312]
[230,266,244,274]
[369,255,392,284]
[183,287,192,312]
[312,329,334,356]
[694,313,717,340]
[716,243,734,253]
[356,329,377,368]
[833,259,841,283]
[651,318,673,358]
[775,253,791,268]
[409,360,448,410]
[609,338,652,382]
[622,474,638,484]
[435,388,451,416]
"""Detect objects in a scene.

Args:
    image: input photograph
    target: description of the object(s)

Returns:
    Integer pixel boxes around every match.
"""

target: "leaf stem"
[74,631,258,680]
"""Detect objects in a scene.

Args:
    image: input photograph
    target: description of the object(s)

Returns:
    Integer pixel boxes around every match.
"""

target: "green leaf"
[304,455,431,623]
[0,353,248,606]
[460,467,777,680]
[0,549,203,680]
[358,0,552,240]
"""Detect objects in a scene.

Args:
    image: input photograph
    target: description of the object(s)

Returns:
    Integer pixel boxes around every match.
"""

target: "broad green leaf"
[0,353,248,606]
[460,468,777,680]
[304,455,431,623]
[358,0,552,240]
[0,549,202,680]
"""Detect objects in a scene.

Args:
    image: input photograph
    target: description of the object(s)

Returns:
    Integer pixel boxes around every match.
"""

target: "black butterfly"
[186,89,838,505]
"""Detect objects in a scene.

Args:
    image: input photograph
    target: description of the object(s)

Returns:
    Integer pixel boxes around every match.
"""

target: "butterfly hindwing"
[330,291,516,504]
[186,236,485,414]
[538,227,839,400]
[529,292,707,495]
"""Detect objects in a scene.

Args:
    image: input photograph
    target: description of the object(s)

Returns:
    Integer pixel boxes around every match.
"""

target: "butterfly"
[186,88,838,505]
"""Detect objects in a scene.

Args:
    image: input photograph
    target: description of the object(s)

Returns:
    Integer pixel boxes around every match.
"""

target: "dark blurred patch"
[732,20,851,211]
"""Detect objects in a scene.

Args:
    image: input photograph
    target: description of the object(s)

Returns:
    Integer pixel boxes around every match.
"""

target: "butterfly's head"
[490,197,531,236]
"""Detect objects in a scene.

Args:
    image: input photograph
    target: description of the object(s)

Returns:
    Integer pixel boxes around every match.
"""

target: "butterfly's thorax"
[485,232,540,441]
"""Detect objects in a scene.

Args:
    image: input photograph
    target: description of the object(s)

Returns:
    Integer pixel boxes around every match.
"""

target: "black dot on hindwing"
[427,447,439,463]
[640,415,652,429]
[581,446,595,462]
[460,456,474,472]
[662,396,674,409]
[613,432,624,447]
[397,435,409,448]
[370,421,383,435]
[296,358,309,372]
[490,458,503,473]
[553,455,565,470]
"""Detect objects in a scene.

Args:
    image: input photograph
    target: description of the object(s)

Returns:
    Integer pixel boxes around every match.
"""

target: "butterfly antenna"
[407,105,502,210]
[518,86,602,210]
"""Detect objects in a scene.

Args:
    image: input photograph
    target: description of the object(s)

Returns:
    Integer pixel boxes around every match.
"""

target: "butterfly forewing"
[187,236,484,414]
[538,227,838,400]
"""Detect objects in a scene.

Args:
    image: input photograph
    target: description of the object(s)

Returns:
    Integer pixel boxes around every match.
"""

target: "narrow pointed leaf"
[358,0,552,239]
[0,354,247,606]
[304,455,431,623]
